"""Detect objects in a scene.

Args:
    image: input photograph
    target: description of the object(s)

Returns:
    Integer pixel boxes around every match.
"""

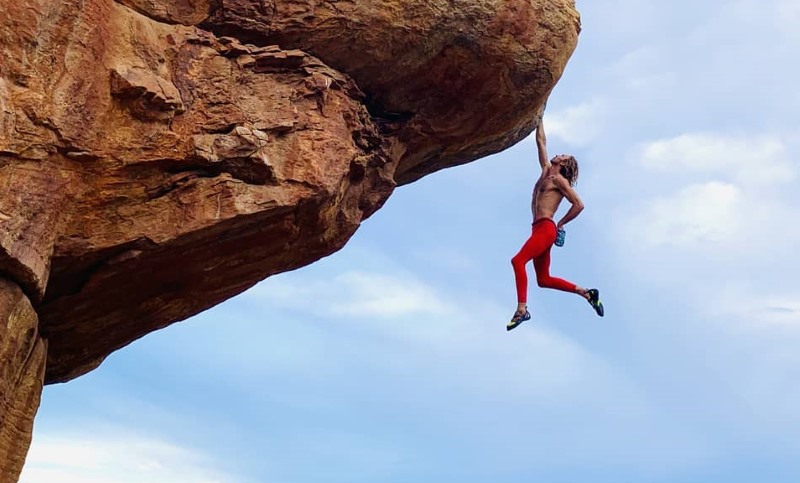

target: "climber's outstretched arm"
[536,117,550,172]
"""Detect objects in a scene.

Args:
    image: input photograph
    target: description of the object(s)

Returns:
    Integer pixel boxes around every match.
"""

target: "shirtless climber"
[507,114,604,331]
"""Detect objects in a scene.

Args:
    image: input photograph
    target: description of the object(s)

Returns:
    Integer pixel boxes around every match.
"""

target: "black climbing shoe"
[586,289,604,317]
[507,309,531,331]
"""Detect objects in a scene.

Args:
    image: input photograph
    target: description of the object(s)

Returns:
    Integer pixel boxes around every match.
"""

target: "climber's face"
[551,154,569,165]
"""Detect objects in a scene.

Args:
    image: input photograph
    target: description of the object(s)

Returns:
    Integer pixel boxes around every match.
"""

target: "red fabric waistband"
[532,218,556,227]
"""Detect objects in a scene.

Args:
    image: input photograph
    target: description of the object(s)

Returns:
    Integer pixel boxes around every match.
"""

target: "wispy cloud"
[545,98,610,147]
[239,261,658,420]
[329,271,452,318]
[21,431,244,483]
[638,132,795,185]
[624,181,742,247]
[705,286,800,330]
[232,265,711,473]
[247,269,454,319]
[616,131,799,254]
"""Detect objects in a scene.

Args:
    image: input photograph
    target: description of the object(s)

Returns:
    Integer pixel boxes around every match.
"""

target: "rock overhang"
[0,0,579,385]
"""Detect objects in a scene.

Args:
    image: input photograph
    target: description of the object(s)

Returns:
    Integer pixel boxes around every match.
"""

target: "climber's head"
[551,154,579,186]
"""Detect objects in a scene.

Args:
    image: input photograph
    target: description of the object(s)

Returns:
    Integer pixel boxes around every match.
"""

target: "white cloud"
[248,269,453,319]
[638,132,796,185]
[20,432,243,483]
[617,131,800,257]
[705,285,800,330]
[328,271,451,317]
[545,98,609,147]
[625,181,741,247]
[605,46,678,93]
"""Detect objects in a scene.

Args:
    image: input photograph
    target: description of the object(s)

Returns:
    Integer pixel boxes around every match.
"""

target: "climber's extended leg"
[511,219,556,304]
[508,219,554,330]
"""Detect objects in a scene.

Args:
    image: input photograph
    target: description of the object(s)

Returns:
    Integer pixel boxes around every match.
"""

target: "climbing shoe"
[586,289,604,317]
[507,309,531,331]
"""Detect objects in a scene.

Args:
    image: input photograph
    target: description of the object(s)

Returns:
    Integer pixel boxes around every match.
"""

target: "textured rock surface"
[0,0,579,479]
[204,0,581,183]
[0,279,46,481]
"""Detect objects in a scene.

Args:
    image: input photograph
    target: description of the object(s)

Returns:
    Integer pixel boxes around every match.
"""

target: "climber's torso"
[531,172,564,221]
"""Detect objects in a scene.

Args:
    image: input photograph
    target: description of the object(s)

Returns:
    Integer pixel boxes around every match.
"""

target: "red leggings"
[511,219,577,304]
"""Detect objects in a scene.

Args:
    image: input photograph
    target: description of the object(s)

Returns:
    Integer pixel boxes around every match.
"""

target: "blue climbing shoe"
[586,289,604,317]
[507,309,531,331]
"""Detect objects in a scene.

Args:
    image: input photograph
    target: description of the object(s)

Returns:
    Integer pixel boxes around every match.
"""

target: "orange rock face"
[0,279,46,481]
[0,0,579,479]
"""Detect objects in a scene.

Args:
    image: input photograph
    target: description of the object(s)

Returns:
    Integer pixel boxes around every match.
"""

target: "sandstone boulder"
[0,0,579,479]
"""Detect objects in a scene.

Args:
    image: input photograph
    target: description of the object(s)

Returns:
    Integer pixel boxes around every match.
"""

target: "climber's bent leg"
[532,246,578,293]
[531,242,605,317]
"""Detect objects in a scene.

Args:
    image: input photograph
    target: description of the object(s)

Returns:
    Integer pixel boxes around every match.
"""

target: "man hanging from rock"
[507,107,604,331]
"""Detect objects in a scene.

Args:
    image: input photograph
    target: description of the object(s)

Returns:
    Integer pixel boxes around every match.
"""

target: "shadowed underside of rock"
[0,0,578,479]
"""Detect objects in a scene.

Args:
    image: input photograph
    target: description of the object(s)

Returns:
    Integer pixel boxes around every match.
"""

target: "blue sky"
[20,0,800,481]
